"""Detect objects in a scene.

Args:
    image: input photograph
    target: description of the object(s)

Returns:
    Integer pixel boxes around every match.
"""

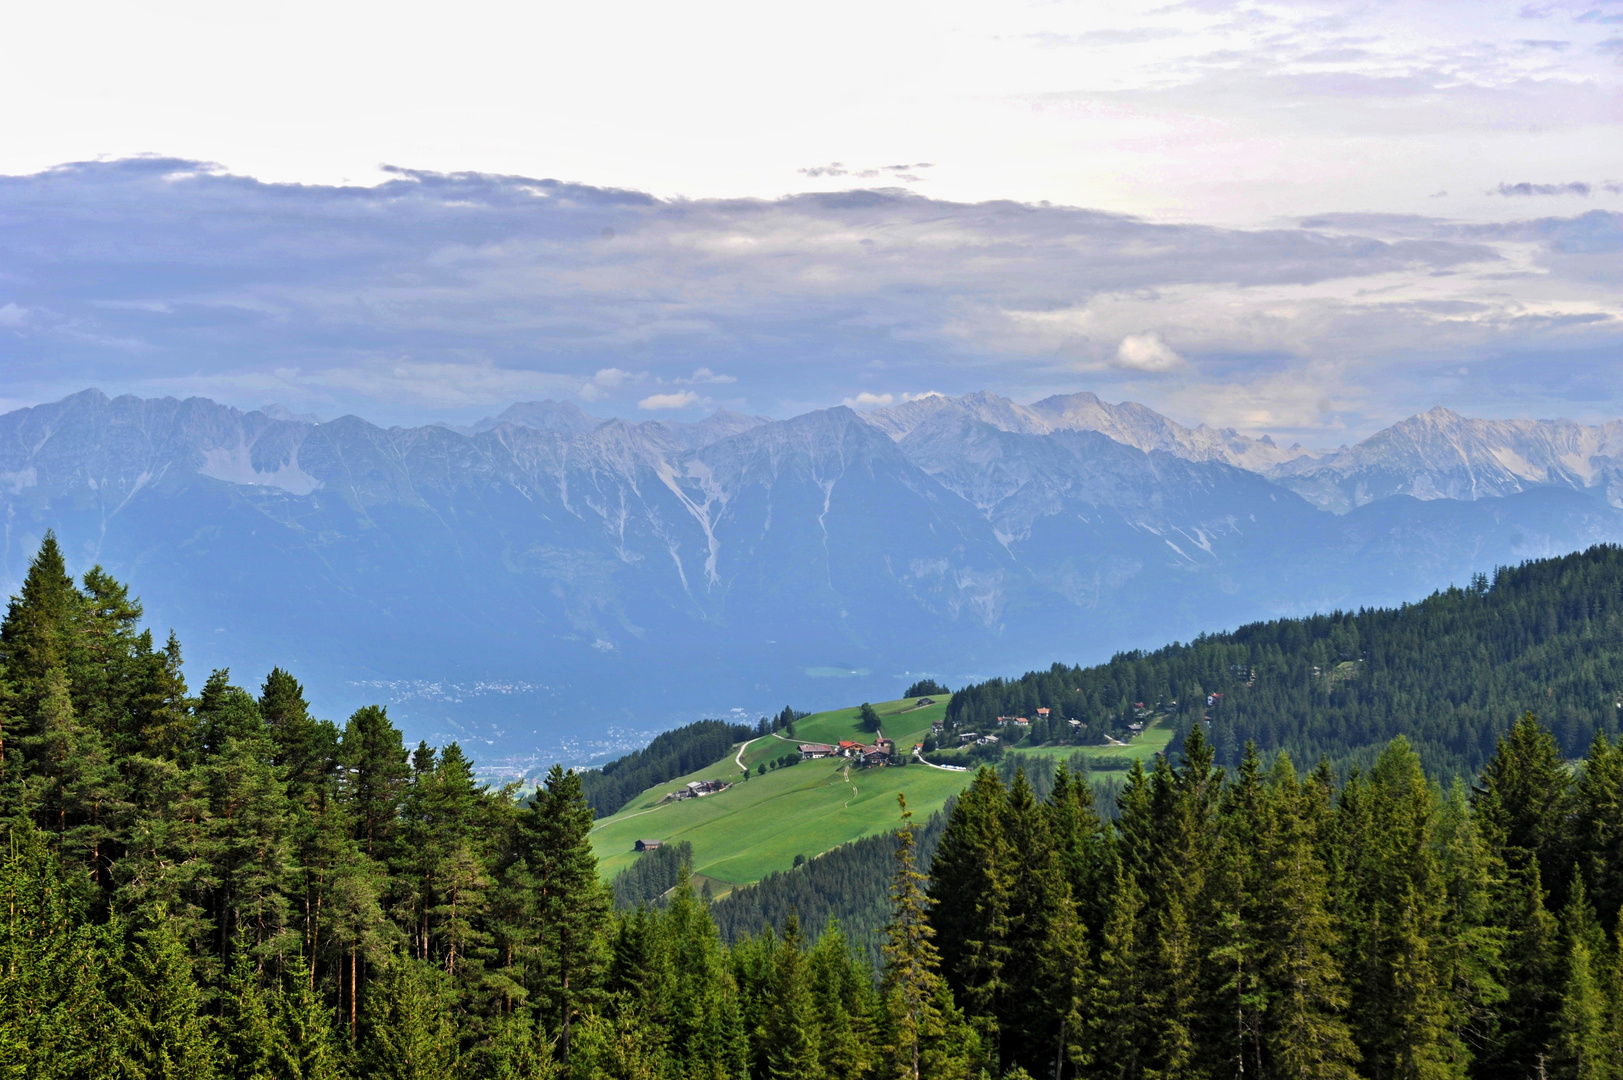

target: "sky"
[1,0,1621,442]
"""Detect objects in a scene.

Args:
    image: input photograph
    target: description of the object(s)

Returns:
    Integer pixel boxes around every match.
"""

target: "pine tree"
[338,705,409,859]
[202,698,294,963]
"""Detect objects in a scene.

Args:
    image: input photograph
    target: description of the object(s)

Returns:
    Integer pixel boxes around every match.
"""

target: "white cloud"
[681,367,737,385]
[638,390,702,410]
[842,392,895,409]
[0,303,28,327]
[579,367,640,401]
[1114,333,1185,372]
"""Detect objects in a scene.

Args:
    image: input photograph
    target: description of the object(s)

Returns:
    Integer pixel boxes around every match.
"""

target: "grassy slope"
[990,715,1175,767]
[589,698,1175,889]
[591,697,960,887]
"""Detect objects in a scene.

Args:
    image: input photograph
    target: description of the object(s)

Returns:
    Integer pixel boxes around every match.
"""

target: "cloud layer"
[0,159,1619,439]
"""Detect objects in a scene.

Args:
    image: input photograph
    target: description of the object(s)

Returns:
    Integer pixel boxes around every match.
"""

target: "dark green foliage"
[31,538,1623,1079]
[0,822,122,1079]
[904,680,950,698]
[578,719,753,817]
[712,811,950,970]
[947,545,1623,778]
[359,958,461,1080]
[611,840,693,909]
[860,703,883,734]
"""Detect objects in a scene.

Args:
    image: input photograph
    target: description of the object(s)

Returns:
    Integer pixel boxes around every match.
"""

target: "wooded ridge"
[10,533,1623,1078]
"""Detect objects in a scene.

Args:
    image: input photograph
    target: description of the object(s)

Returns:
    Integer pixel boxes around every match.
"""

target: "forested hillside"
[580,720,753,817]
[949,544,1623,777]
[20,530,1623,1079]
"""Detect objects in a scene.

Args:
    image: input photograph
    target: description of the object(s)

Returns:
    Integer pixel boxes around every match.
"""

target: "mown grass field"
[993,715,1176,768]
[589,698,1177,890]
[591,696,963,888]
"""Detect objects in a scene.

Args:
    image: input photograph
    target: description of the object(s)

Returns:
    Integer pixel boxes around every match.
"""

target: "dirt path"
[589,801,670,833]
[912,749,968,771]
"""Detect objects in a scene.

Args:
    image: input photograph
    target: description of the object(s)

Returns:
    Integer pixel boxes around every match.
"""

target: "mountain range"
[5,387,1623,775]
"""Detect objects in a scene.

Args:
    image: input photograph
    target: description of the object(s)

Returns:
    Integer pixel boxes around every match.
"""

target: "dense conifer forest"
[948,545,1623,777]
[581,721,754,817]
[13,533,1623,1079]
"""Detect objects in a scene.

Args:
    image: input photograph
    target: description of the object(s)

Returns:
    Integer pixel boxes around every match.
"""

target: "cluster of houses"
[799,737,897,767]
[657,778,730,804]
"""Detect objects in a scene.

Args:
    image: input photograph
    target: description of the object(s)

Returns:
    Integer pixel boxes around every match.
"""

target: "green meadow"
[591,696,963,888]
[588,696,1178,890]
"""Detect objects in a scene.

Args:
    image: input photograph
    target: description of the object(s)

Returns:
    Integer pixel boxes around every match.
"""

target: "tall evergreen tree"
[525,765,610,1062]
[359,957,463,1080]
[882,794,979,1080]
[116,917,220,1080]
[926,767,1011,1046]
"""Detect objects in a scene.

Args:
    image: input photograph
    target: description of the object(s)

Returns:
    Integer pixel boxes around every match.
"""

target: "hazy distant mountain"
[465,399,604,435]
[863,390,1312,472]
[1273,406,1623,513]
[4,388,1622,771]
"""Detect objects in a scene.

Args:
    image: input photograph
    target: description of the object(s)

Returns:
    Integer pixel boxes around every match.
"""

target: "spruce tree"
[217,950,278,1080]
[1577,731,1623,931]
[882,794,979,1080]
[359,957,463,1080]
[761,914,824,1080]
[1260,755,1360,1080]
[1477,712,1575,905]
[525,765,610,1062]
[0,821,122,1078]
[0,532,79,713]
[116,916,220,1080]
[1553,936,1609,1080]
[272,952,347,1080]
[999,768,1075,1075]
[926,766,1011,1043]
